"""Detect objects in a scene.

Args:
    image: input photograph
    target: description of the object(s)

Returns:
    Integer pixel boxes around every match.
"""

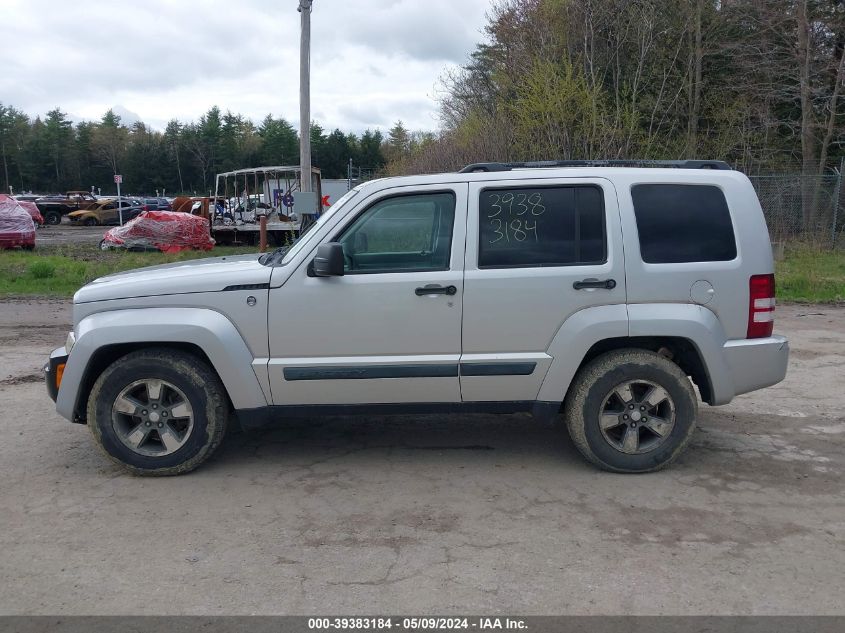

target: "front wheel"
[44,211,61,225]
[87,349,229,476]
[562,349,697,473]
[83,217,98,226]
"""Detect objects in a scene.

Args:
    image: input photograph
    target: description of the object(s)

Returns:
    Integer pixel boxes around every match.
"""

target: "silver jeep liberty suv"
[46,160,789,475]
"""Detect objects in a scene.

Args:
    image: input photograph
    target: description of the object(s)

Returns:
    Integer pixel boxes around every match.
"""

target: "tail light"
[747,274,775,338]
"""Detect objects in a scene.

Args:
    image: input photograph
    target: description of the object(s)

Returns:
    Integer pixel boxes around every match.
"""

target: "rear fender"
[536,304,629,406]
[627,303,733,404]
[536,302,734,410]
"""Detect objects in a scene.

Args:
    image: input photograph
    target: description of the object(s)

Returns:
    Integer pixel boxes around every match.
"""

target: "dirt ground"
[0,299,843,615]
[34,224,106,247]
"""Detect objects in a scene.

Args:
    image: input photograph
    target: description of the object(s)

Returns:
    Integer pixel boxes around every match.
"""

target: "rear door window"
[477,185,606,268]
[631,184,737,263]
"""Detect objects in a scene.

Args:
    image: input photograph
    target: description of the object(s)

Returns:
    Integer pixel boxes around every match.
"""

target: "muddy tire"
[83,217,98,226]
[87,348,229,476]
[44,211,61,225]
[563,349,697,473]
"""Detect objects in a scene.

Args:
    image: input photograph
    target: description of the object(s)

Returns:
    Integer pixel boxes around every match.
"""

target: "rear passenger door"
[461,178,626,403]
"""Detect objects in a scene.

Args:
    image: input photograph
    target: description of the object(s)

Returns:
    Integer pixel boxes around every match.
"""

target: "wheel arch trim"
[56,307,269,421]
[536,304,630,405]
[626,303,733,405]
[537,302,734,407]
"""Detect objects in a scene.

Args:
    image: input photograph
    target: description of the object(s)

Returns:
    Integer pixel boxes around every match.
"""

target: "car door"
[99,202,118,224]
[460,177,626,403]
[267,183,468,406]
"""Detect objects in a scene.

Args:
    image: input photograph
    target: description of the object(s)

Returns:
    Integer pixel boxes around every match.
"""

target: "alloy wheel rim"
[111,379,194,457]
[598,379,676,455]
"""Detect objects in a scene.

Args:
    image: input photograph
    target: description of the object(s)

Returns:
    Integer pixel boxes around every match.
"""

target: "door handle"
[415,284,457,296]
[573,278,617,290]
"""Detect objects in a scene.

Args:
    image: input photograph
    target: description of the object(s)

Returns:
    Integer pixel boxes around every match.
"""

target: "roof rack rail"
[458,159,732,173]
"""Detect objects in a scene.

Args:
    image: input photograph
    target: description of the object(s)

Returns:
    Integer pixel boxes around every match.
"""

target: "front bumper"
[722,335,789,398]
[44,346,69,402]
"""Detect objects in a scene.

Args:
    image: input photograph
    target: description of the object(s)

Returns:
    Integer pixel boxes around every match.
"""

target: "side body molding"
[536,304,629,405]
[56,308,269,421]
[627,303,733,405]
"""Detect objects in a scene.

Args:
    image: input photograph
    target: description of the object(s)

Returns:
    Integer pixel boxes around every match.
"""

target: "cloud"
[312,0,486,63]
[110,106,142,127]
[0,0,491,133]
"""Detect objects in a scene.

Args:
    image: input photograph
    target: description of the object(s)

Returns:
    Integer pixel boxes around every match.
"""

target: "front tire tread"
[87,348,228,476]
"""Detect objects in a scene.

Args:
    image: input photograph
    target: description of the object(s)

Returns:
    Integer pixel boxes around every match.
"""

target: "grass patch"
[776,245,845,304]
[1,241,843,303]
[0,244,257,297]
[28,260,57,279]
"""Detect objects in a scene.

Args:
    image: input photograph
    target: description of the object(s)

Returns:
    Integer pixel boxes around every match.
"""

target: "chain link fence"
[749,173,843,247]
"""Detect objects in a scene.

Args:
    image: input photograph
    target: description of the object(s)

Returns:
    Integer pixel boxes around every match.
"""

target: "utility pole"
[299,0,313,193]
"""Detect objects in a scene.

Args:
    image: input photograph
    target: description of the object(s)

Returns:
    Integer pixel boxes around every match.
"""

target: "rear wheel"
[44,211,61,225]
[87,349,229,476]
[563,349,697,473]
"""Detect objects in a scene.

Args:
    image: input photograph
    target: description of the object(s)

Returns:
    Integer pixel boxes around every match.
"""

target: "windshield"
[261,187,360,266]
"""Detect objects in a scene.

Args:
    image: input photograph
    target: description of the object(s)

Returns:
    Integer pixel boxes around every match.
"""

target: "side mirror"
[312,242,345,277]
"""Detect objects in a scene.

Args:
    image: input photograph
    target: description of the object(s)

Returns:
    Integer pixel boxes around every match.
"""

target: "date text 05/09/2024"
[307,617,528,630]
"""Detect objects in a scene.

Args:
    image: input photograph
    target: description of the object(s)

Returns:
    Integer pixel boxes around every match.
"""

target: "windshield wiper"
[260,245,290,265]
[261,219,323,265]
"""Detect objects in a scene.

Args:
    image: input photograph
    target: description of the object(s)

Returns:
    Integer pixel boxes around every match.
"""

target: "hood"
[74,254,271,303]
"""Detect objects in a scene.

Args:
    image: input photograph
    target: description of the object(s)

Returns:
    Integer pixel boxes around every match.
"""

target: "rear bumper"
[44,346,69,402]
[0,231,35,248]
[722,335,789,398]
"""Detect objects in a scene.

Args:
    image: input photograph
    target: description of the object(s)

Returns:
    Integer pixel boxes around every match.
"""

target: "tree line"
[390,0,845,200]
[7,0,841,218]
[0,104,401,196]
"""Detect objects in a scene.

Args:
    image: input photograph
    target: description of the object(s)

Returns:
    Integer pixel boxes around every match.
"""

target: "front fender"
[56,307,269,421]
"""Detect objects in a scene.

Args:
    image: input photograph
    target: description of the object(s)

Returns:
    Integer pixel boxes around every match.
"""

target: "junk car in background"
[99,210,215,252]
[0,195,37,249]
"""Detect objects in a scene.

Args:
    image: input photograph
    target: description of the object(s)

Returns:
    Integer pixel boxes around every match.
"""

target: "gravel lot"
[0,300,843,615]
[34,224,107,247]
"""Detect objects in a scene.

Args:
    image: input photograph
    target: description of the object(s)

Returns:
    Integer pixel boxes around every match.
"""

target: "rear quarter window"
[631,184,737,263]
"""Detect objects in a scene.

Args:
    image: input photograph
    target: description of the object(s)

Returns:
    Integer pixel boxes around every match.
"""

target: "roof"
[350,164,747,196]
[215,166,322,178]
[459,160,731,173]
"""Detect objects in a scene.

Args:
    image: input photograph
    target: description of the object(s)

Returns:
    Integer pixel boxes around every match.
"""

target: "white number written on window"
[487,192,545,243]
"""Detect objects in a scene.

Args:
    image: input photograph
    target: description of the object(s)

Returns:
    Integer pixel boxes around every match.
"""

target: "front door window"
[336,192,456,274]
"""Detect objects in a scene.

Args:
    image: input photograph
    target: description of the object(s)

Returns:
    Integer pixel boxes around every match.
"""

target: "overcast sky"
[1,0,492,133]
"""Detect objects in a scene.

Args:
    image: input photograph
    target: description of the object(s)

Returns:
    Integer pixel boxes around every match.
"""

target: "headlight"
[66,331,76,354]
